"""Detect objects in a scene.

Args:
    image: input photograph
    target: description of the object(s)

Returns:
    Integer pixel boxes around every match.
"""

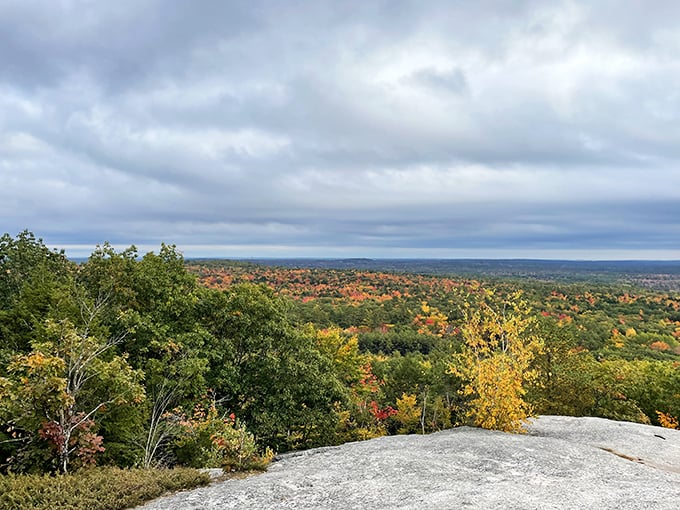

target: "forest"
[2,231,680,480]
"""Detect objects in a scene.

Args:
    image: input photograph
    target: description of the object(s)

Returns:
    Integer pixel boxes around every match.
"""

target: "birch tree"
[0,316,143,472]
[450,290,543,433]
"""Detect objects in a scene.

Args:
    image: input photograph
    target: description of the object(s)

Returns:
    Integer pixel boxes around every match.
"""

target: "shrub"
[173,401,273,471]
[394,393,421,434]
[657,411,679,429]
[0,466,209,510]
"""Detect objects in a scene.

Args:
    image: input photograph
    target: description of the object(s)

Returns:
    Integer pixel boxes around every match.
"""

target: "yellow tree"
[450,290,543,433]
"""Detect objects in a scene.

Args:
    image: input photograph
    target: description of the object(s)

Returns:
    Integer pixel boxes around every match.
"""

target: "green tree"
[78,243,210,467]
[589,359,650,423]
[0,231,71,311]
[529,316,599,417]
[0,231,75,358]
[200,284,347,451]
[141,345,207,468]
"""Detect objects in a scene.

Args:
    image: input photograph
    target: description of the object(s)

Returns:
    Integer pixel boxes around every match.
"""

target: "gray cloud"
[1,1,680,259]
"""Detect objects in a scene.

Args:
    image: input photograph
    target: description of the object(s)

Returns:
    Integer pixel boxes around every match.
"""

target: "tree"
[78,242,201,360]
[450,290,543,433]
[200,284,347,450]
[140,346,207,468]
[78,243,210,466]
[0,231,71,311]
[528,316,599,417]
[0,316,144,473]
[314,327,364,386]
[0,231,75,358]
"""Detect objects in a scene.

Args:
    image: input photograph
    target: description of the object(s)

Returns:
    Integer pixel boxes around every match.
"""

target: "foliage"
[331,356,397,441]
[4,231,680,484]
[140,347,208,468]
[0,467,209,510]
[0,231,75,361]
[595,359,680,424]
[0,230,72,311]
[587,359,651,423]
[315,327,365,385]
[0,319,144,472]
[77,242,210,467]
[173,399,273,471]
[656,411,679,429]
[201,285,347,451]
[373,351,459,433]
[394,393,421,434]
[191,260,680,431]
[450,290,544,432]
[529,317,599,417]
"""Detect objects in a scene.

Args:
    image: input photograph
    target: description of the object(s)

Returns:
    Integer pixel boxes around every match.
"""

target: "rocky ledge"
[136,416,680,509]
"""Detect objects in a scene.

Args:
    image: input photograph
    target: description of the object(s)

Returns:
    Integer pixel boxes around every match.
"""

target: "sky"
[2,1,680,260]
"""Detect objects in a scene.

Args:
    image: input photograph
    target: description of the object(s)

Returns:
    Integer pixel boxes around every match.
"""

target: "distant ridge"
[185,258,680,291]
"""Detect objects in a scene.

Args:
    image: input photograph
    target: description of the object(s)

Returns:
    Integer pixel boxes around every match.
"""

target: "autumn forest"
[1,231,680,478]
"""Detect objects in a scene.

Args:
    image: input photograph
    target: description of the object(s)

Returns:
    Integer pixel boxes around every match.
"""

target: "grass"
[0,466,210,510]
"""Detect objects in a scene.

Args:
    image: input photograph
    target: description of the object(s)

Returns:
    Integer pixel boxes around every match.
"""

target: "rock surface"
[136,416,680,509]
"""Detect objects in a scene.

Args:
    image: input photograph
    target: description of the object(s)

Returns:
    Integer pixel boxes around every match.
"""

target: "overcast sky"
[2,1,680,259]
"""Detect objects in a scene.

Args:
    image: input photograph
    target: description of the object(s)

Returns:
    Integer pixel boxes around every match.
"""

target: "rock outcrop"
[137,416,680,509]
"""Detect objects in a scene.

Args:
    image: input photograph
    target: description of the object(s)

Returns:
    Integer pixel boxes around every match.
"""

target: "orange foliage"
[656,411,679,429]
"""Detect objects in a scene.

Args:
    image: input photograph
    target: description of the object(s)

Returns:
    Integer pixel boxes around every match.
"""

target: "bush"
[173,401,273,471]
[0,466,209,510]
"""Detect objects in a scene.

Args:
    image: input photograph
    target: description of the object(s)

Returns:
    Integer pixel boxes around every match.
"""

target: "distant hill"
[189,258,680,291]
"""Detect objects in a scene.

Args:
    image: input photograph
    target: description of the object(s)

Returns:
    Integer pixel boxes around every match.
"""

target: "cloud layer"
[2,1,680,258]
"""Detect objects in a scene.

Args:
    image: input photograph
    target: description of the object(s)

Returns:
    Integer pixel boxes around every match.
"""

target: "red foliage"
[368,401,397,421]
[38,414,105,467]
[38,421,66,454]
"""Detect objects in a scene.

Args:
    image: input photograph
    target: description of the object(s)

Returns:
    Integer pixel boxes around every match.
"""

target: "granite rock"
[136,416,680,509]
